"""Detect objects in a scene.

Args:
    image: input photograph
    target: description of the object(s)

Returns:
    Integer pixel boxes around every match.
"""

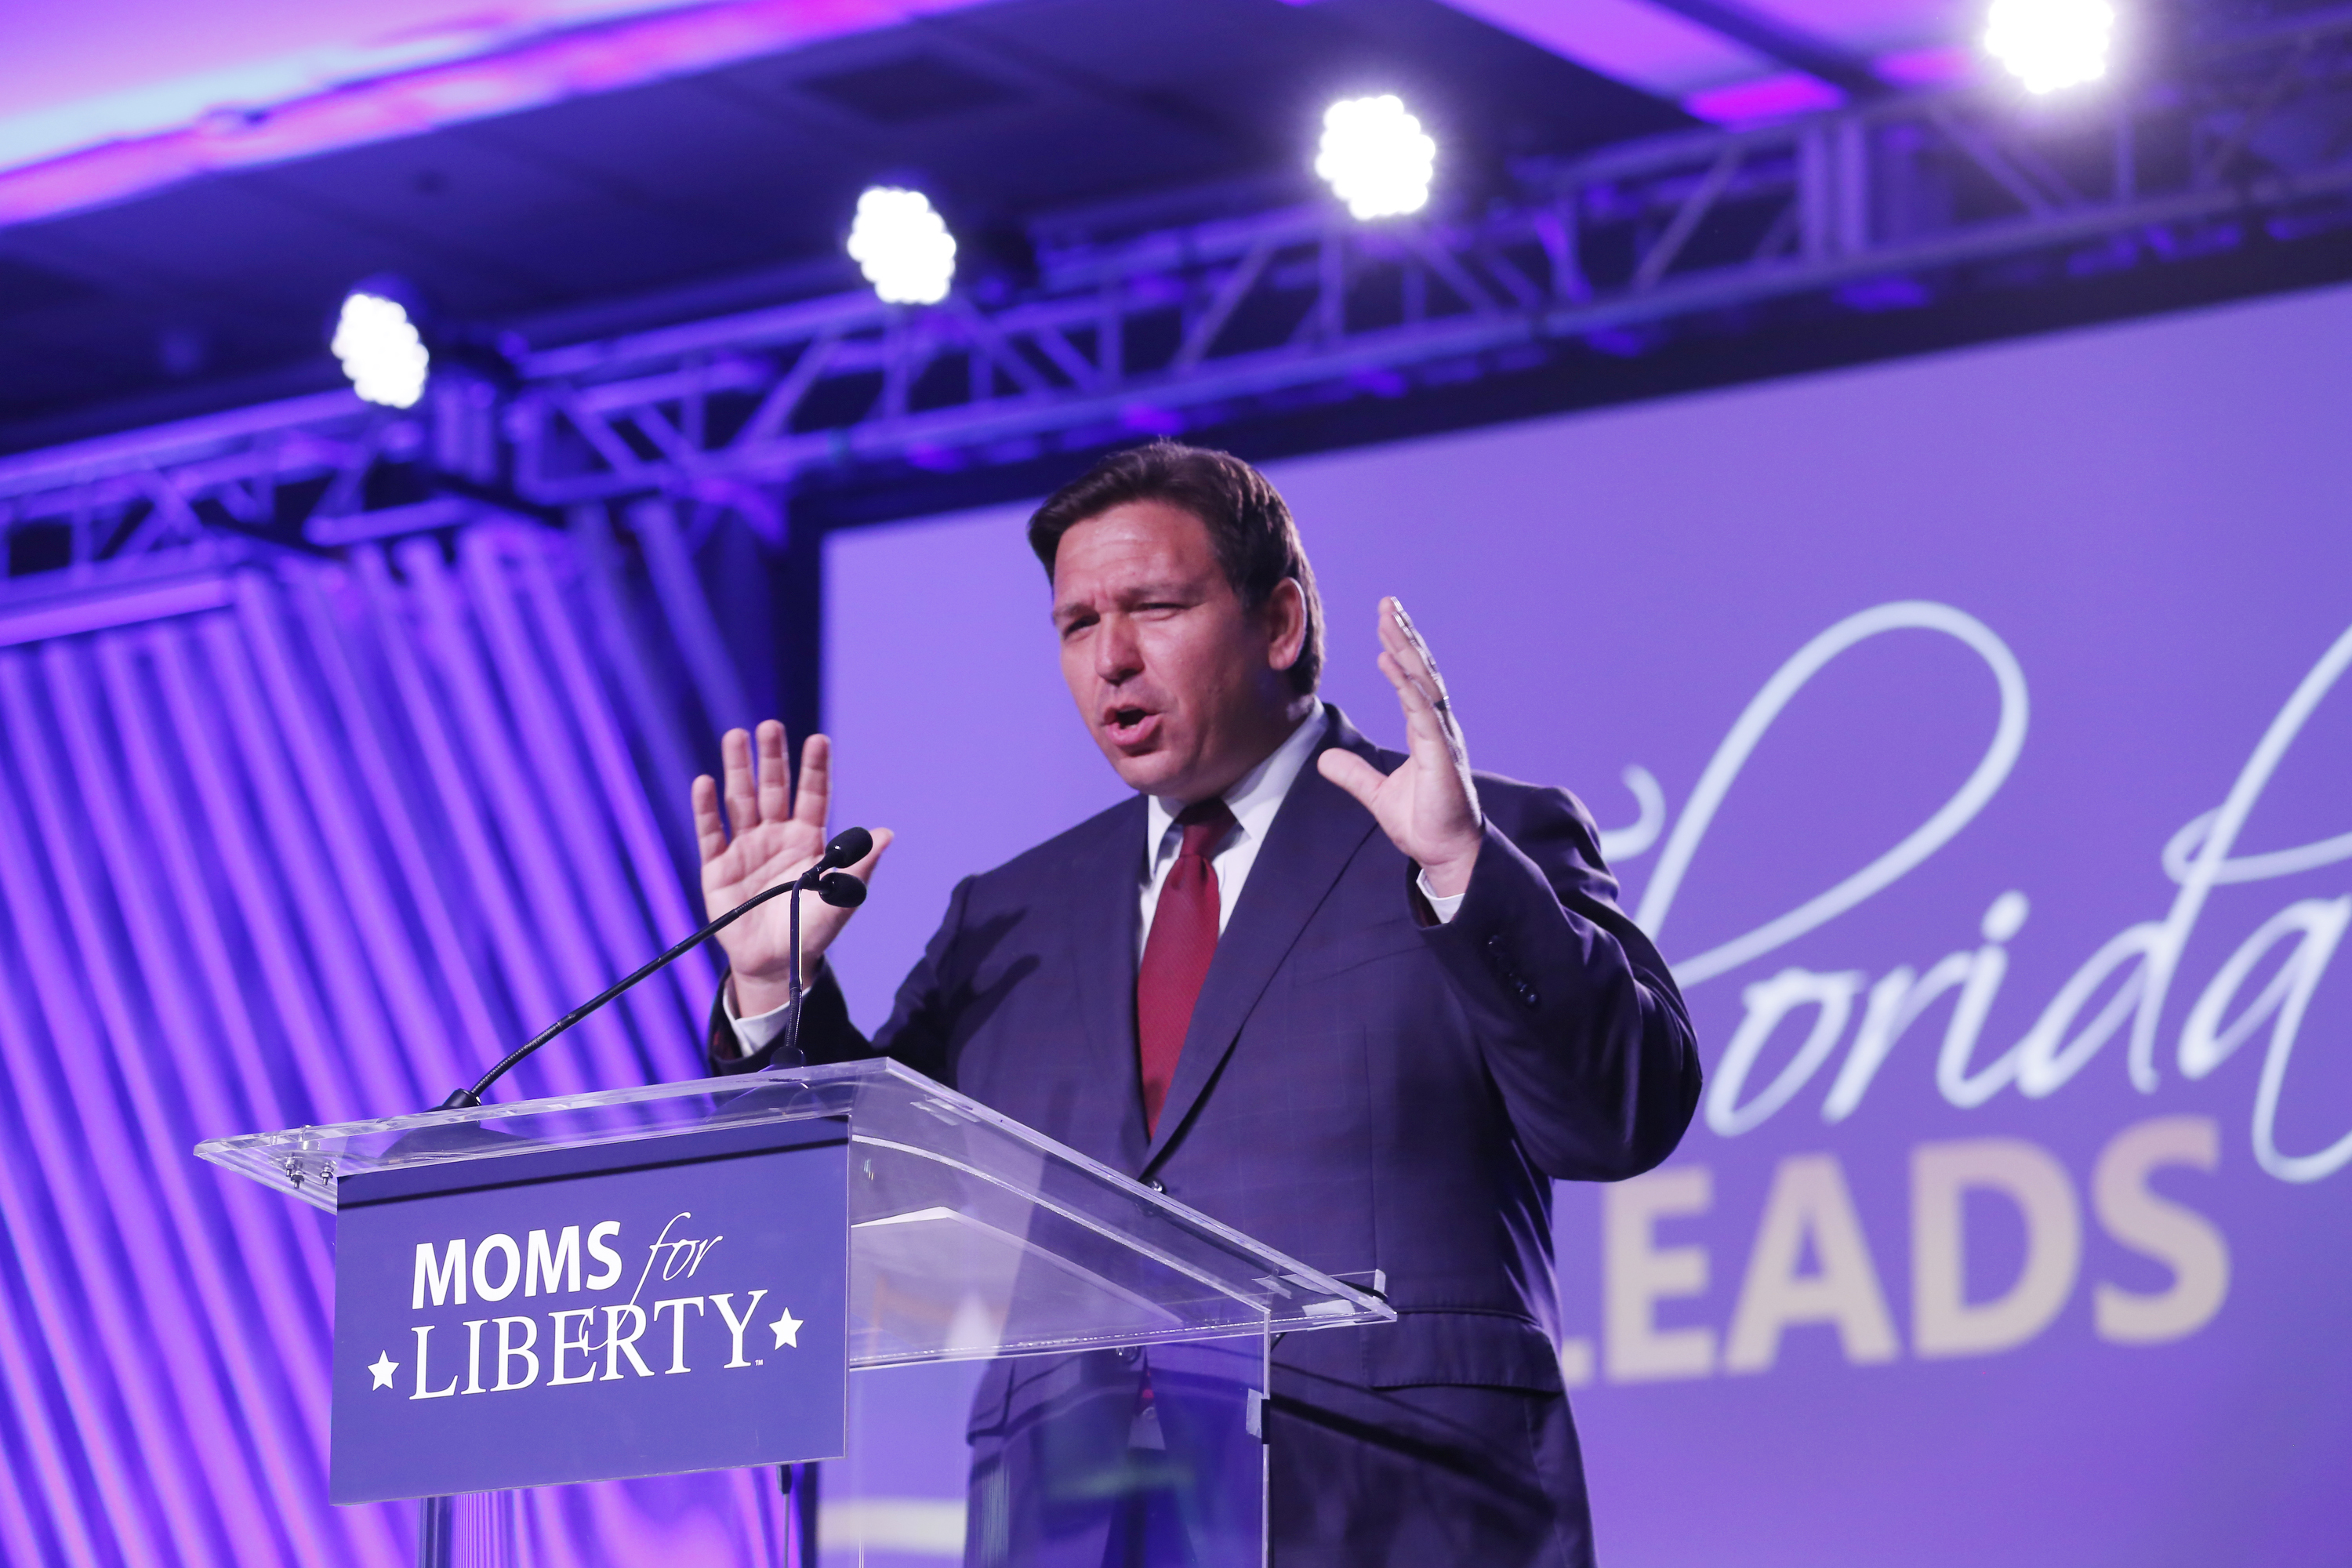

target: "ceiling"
[0,0,1969,180]
[0,0,1686,448]
[0,0,2276,453]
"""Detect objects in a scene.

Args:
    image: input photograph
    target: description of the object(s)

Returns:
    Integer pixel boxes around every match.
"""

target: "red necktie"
[1137,798,1234,1136]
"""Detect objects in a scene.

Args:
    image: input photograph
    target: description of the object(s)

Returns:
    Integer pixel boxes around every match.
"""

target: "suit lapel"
[1064,795,1150,1173]
[1142,708,1383,1171]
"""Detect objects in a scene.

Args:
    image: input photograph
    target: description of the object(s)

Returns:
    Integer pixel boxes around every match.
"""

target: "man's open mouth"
[1105,706,1159,745]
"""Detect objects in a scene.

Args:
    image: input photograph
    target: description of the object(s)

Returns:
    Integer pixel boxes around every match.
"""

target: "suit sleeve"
[703,964,870,1075]
[703,875,976,1083]
[1419,785,1701,1181]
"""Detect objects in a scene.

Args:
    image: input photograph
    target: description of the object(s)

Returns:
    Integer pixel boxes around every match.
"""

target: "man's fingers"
[1381,648,1472,801]
[691,775,728,864]
[1385,654,1462,776]
[1382,597,1452,710]
[794,733,833,830]
[1316,749,1387,811]
[720,727,758,838]
[1377,596,1423,667]
[1381,598,1469,768]
[1378,648,1436,718]
[755,720,789,826]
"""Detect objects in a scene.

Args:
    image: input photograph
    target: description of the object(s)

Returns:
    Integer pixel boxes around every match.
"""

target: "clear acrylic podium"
[198,1058,1395,1565]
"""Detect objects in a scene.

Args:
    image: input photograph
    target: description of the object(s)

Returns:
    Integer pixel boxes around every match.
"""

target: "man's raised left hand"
[1318,597,1484,898]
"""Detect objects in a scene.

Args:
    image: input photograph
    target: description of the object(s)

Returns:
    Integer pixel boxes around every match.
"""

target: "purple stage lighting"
[0,514,786,1563]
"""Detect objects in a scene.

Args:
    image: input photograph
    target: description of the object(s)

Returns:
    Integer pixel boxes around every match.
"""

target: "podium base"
[415,1492,518,1567]
[416,1496,452,1568]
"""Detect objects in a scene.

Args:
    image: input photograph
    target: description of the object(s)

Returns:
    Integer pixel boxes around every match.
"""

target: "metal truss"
[6,6,2352,601]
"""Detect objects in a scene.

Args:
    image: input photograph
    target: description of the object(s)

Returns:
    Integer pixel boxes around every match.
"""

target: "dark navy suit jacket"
[716,704,1700,1408]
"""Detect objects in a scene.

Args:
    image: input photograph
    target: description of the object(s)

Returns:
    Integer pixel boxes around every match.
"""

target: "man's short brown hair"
[1027,441,1324,696]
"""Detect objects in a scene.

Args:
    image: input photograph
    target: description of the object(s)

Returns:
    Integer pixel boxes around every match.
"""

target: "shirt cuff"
[1416,869,1465,924]
[721,977,794,1058]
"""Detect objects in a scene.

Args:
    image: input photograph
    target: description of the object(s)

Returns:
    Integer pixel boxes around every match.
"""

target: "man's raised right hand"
[692,720,891,1019]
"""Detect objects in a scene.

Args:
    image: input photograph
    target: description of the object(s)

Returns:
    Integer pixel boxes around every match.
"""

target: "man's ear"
[1263,578,1308,673]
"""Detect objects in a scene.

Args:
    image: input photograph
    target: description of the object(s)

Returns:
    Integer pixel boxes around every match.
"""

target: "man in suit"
[691,441,1700,1566]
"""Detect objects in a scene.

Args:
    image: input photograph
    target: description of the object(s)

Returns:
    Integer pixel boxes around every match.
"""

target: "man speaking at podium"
[692,442,1700,1566]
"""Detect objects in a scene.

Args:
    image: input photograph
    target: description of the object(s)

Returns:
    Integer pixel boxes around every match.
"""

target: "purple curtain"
[0,514,790,1564]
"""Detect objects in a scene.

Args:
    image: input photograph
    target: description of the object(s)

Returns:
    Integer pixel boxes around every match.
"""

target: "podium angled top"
[197,1059,1393,1366]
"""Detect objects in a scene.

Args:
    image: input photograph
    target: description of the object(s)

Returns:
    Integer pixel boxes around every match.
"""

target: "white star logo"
[768,1308,803,1350]
[368,1352,398,1390]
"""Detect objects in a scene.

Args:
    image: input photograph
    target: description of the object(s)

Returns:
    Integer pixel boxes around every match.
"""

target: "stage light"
[332,289,430,408]
[848,187,957,305]
[1984,0,2115,93]
[1315,94,1436,221]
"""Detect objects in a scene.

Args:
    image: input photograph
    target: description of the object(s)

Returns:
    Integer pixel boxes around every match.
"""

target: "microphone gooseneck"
[782,826,870,1065]
[438,826,873,1109]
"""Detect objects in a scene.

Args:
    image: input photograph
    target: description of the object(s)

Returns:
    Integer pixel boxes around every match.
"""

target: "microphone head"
[816,870,868,908]
[822,826,874,870]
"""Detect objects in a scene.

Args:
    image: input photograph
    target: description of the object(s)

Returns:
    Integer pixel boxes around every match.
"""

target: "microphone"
[816,826,873,870]
[438,826,875,1109]
[808,826,871,912]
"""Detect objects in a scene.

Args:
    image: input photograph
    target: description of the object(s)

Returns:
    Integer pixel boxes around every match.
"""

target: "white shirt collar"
[1145,706,1329,868]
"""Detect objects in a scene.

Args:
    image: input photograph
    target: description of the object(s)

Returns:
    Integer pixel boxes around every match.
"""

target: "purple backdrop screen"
[822,282,2352,1566]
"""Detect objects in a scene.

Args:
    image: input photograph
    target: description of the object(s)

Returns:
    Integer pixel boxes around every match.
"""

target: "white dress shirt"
[726,708,1461,1057]
[1137,706,1328,952]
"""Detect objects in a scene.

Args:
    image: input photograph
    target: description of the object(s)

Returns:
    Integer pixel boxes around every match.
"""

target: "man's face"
[1052,499,1301,801]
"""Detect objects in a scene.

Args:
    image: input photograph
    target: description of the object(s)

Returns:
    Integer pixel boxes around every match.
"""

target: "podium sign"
[328,1116,848,1502]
